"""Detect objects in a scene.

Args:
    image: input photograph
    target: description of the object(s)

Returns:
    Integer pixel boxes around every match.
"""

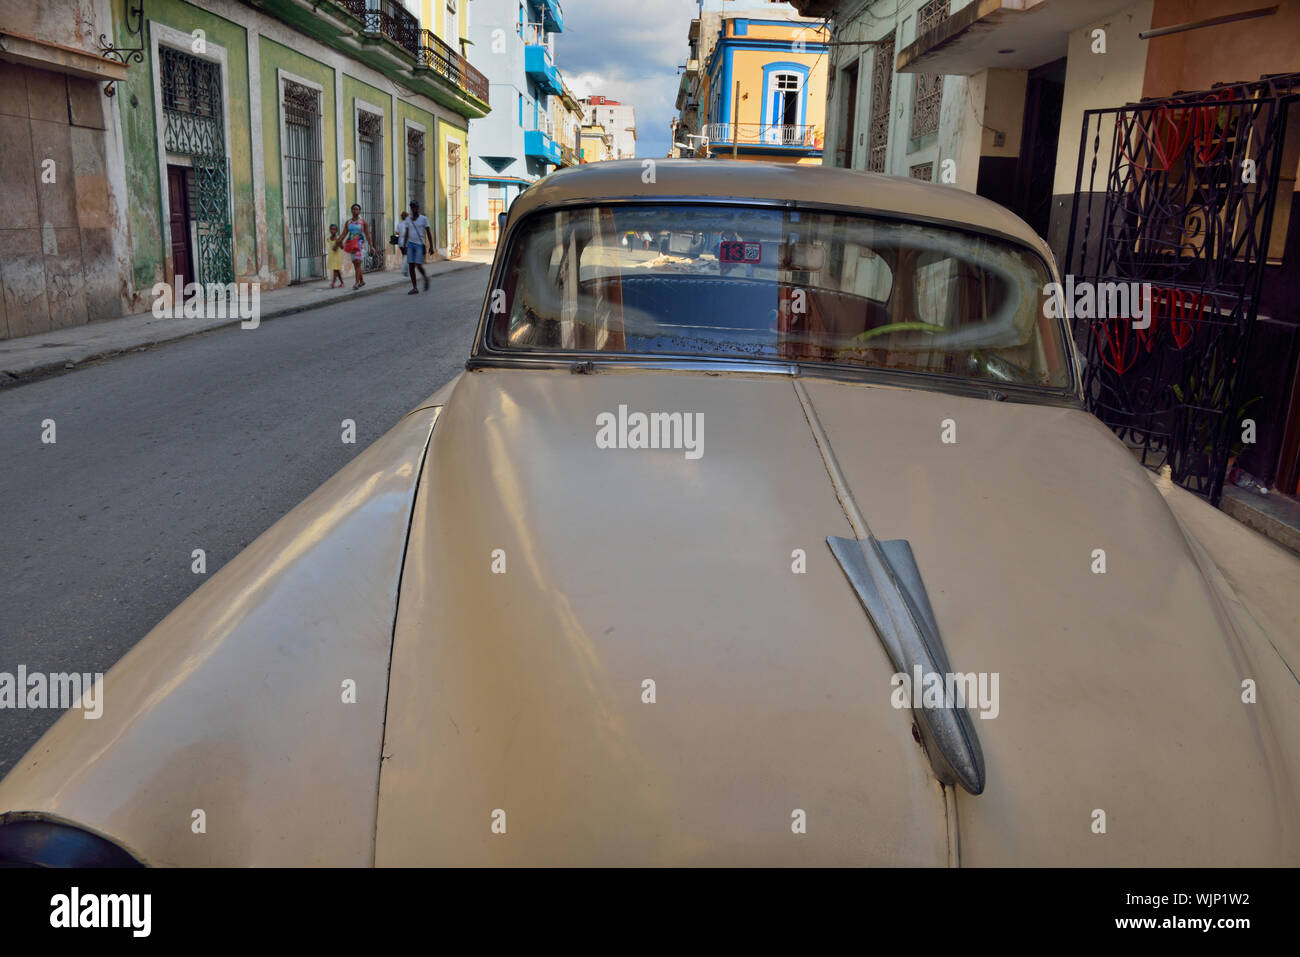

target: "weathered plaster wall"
[0,63,117,339]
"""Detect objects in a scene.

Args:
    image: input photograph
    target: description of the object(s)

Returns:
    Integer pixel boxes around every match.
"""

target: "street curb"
[0,260,485,388]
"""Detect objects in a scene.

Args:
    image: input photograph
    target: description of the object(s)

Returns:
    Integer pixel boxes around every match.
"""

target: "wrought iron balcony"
[418,29,489,104]
[324,2,487,105]
[338,0,420,52]
[701,123,823,149]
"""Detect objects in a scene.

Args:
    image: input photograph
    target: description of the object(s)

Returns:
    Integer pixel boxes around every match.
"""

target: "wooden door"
[167,165,195,289]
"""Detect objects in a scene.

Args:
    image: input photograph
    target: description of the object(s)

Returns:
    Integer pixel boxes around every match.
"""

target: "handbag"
[342,236,360,254]
[389,232,401,247]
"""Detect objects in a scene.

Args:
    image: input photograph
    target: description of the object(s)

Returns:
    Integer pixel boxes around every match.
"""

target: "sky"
[553,0,700,158]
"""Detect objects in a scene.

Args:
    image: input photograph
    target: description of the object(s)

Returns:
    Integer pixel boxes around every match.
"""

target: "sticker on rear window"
[719,240,761,263]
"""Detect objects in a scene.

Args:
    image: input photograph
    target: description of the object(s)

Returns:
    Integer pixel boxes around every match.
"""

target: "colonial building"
[0,0,490,339]
[553,82,584,168]
[579,121,613,162]
[466,0,567,244]
[679,4,829,162]
[580,95,637,159]
[795,0,1300,502]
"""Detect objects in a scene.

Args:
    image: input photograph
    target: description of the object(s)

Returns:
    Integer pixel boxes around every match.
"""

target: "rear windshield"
[487,203,1072,390]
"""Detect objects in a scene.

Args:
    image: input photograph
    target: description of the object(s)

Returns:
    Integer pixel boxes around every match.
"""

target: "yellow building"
[580,124,613,163]
[412,0,474,255]
[698,16,829,164]
[552,84,584,167]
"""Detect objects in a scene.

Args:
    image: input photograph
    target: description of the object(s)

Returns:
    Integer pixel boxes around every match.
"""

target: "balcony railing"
[702,123,822,149]
[519,21,548,45]
[418,29,489,103]
[339,0,420,52]
[333,2,488,104]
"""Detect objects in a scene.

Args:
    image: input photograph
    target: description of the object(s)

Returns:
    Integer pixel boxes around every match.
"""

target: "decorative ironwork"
[339,0,420,52]
[161,46,233,287]
[99,0,145,94]
[160,47,223,155]
[417,29,489,103]
[909,1,948,140]
[910,72,943,139]
[917,0,949,35]
[192,157,234,286]
[447,140,464,256]
[1063,77,1298,504]
[868,30,895,172]
[356,110,386,273]
[909,162,933,181]
[283,81,325,283]
[335,2,488,104]
[406,127,426,214]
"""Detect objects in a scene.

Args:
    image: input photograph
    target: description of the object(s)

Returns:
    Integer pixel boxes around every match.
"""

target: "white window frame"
[277,69,326,281]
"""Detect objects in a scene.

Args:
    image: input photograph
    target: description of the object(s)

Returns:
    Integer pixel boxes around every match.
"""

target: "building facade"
[580,95,636,159]
[553,82,584,168]
[0,0,490,340]
[0,1,130,339]
[113,0,490,297]
[466,0,566,244]
[795,0,1300,500]
[579,121,613,163]
[679,6,828,162]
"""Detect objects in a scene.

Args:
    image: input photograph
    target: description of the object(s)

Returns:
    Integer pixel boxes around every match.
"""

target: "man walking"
[404,201,434,294]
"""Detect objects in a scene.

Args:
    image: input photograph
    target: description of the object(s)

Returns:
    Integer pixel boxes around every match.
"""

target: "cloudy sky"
[553,0,699,158]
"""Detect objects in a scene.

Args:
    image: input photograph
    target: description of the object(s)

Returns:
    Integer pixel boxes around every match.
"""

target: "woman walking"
[342,203,372,289]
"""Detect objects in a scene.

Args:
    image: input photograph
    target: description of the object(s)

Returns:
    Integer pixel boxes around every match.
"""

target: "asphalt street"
[0,264,490,775]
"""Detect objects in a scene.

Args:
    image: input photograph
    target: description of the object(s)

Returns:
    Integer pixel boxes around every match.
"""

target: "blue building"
[468,0,566,243]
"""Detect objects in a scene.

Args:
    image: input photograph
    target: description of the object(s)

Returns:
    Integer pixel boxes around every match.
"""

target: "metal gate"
[447,140,462,256]
[357,110,386,272]
[406,127,426,213]
[283,81,324,282]
[1063,76,1297,504]
[867,30,893,172]
[160,46,233,286]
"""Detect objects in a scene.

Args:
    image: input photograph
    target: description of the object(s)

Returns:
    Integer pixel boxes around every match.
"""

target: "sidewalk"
[0,255,489,386]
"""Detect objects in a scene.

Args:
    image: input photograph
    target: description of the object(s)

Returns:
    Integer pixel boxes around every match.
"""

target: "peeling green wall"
[259,36,339,280]
[116,0,254,292]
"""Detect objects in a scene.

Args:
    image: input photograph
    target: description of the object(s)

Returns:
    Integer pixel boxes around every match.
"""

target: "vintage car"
[1,160,1297,866]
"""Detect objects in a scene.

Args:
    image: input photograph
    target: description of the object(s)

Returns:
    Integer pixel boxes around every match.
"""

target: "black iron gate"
[1063,77,1297,505]
[357,110,386,273]
[160,45,234,287]
[284,80,325,282]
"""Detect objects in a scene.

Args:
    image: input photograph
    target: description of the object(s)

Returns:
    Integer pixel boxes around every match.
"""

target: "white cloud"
[553,0,699,158]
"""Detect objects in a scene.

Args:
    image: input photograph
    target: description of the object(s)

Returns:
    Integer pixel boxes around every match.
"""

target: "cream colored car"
[2,160,1298,866]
